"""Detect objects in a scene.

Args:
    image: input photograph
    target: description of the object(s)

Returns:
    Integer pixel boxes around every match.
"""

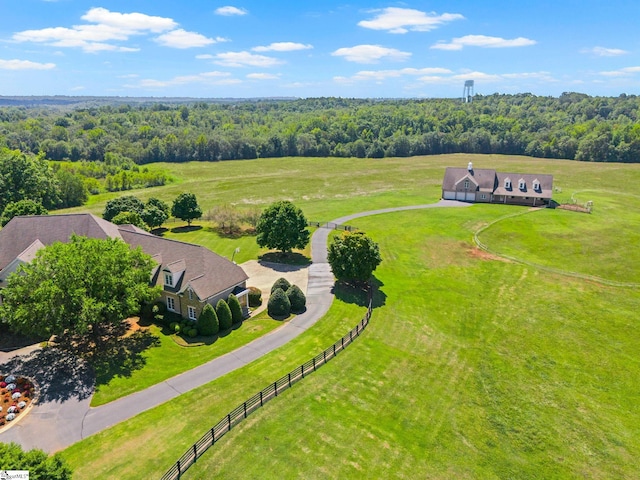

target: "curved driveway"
[0,200,469,453]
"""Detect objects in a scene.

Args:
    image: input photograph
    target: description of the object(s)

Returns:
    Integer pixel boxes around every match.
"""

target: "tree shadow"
[258,252,311,266]
[151,227,169,236]
[87,330,161,388]
[0,347,94,402]
[170,225,202,233]
[0,325,45,352]
[332,276,386,309]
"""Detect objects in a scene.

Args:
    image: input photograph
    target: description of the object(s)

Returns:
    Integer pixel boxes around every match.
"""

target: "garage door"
[443,191,456,200]
[465,192,476,201]
[456,191,466,201]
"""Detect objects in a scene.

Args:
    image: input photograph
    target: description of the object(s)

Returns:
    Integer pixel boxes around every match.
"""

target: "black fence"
[161,286,373,480]
[308,221,357,232]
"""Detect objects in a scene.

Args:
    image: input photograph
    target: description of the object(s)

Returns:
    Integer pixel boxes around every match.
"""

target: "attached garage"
[443,191,456,200]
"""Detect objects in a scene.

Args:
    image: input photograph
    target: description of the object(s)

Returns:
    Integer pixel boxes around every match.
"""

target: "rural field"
[60,154,640,479]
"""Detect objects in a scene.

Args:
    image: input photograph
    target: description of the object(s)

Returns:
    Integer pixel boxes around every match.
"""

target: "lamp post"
[231,247,240,264]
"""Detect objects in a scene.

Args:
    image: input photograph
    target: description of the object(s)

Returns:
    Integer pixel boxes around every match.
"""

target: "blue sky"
[1,1,639,98]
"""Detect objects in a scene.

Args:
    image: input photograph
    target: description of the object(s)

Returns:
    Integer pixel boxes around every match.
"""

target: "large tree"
[103,195,145,222]
[256,200,310,254]
[0,235,159,343]
[171,192,202,226]
[327,231,382,285]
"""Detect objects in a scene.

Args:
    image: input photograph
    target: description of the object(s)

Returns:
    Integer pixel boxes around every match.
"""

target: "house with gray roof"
[442,162,553,207]
[0,214,249,320]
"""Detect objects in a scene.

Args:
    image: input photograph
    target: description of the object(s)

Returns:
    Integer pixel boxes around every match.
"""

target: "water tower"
[463,80,474,103]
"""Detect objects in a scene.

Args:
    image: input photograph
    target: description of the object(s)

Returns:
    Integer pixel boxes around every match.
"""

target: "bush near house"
[228,294,243,325]
[248,287,262,307]
[286,285,306,313]
[216,299,233,331]
[271,277,291,294]
[198,304,219,336]
[268,288,291,318]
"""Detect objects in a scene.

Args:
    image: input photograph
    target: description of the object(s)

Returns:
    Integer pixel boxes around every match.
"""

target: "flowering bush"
[11,392,21,400]
[6,383,16,391]
[6,413,16,421]
[0,374,33,428]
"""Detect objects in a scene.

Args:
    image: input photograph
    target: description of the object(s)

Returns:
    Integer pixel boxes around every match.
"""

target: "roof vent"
[467,162,473,172]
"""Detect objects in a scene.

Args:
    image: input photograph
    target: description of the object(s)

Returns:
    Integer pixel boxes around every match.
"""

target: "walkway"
[0,200,469,453]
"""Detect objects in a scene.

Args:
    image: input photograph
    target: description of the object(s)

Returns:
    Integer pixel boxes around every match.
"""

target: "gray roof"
[0,214,248,301]
[494,172,554,198]
[0,213,122,271]
[442,167,497,192]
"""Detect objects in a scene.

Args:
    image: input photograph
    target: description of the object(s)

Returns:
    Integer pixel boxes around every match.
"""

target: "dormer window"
[519,179,526,190]
[533,179,541,191]
[504,178,512,189]
[164,273,173,287]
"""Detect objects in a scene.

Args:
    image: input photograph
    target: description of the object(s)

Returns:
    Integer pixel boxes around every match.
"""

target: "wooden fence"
[308,221,357,232]
[161,286,373,480]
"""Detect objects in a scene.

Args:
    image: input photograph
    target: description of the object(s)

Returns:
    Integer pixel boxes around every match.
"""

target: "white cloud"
[0,59,56,70]
[13,7,181,53]
[358,7,464,34]
[599,66,640,77]
[247,73,280,80]
[155,29,216,49]
[252,42,313,52]
[213,51,284,67]
[582,46,628,57]
[215,6,248,16]
[129,71,237,88]
[432,35,536,50]
[339,67,452,82]
[332,45,411,64]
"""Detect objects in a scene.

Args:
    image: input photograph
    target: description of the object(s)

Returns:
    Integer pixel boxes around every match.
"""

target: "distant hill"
[0,96,298,108]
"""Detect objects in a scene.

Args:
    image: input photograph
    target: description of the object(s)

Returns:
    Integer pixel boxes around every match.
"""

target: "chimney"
[467,162,473,173]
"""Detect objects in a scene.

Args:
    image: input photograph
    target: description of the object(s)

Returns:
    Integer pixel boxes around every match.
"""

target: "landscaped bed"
[0,375,36,429]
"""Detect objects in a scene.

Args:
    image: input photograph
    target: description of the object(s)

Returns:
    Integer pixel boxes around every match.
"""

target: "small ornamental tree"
[256,200,310,254]
[328,231,382,285]
[227,293,243,325]
[103,195,145,221]
[198,303,219,336]
[147,197,170,216]
[216,299,233,331]
[287,285,306,313]
[1,199,48,226]
[172,192,202,226]
[268,288,291,318]
[141,204,168,230]
[271,277,291,294]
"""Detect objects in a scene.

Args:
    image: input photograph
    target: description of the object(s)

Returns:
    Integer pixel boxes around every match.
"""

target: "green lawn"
[91,311,283,406]
[58,155,640,478]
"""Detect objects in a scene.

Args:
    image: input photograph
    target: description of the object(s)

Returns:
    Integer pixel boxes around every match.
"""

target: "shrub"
[268,288,291,318]
[216,299,233,331]
[173,324,181,334]
[169,322,178,331]
[228,294,243,325]
[271,277,291,294]
[152,301,167,315]
[198,304,219,336]
[287,285,306,313]
[248,286,262,307]
[187,328,198,338]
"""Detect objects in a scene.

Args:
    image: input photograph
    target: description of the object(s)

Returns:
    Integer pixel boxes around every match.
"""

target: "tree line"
[0,92,638,164]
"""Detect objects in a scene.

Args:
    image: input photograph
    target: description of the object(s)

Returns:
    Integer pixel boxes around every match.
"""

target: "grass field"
[59,154,640,479]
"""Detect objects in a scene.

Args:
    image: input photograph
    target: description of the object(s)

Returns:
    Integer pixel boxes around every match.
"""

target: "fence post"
[227,414,231,432]
[274,381,278,397]
[341,337,344,348]
[288,372,291,387]
[177,460,181,478]
[193,444,197,461]
[210,427,215,446]
[259,390,263,406]
[333,344,336,355]
[313,357,316,371]
[301,364,305,378]
[350,330,353,341]
[243,402,247,418]
[323,350,327,363]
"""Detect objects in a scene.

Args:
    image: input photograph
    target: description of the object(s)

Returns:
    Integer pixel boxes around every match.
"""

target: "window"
[188,306,197,321]
[464,179,470,189]
[519,180,526,190]
[533,180,541,191]
[504,178,511,189]
[188,289,193,300]
[481,194,486,200]
[166,297,175,312]
[164,273,173,287]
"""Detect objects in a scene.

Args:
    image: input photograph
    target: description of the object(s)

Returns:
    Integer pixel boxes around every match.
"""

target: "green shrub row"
[267,277,306,318]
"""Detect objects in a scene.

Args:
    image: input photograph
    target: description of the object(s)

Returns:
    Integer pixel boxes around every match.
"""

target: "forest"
[0,92,639,165]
